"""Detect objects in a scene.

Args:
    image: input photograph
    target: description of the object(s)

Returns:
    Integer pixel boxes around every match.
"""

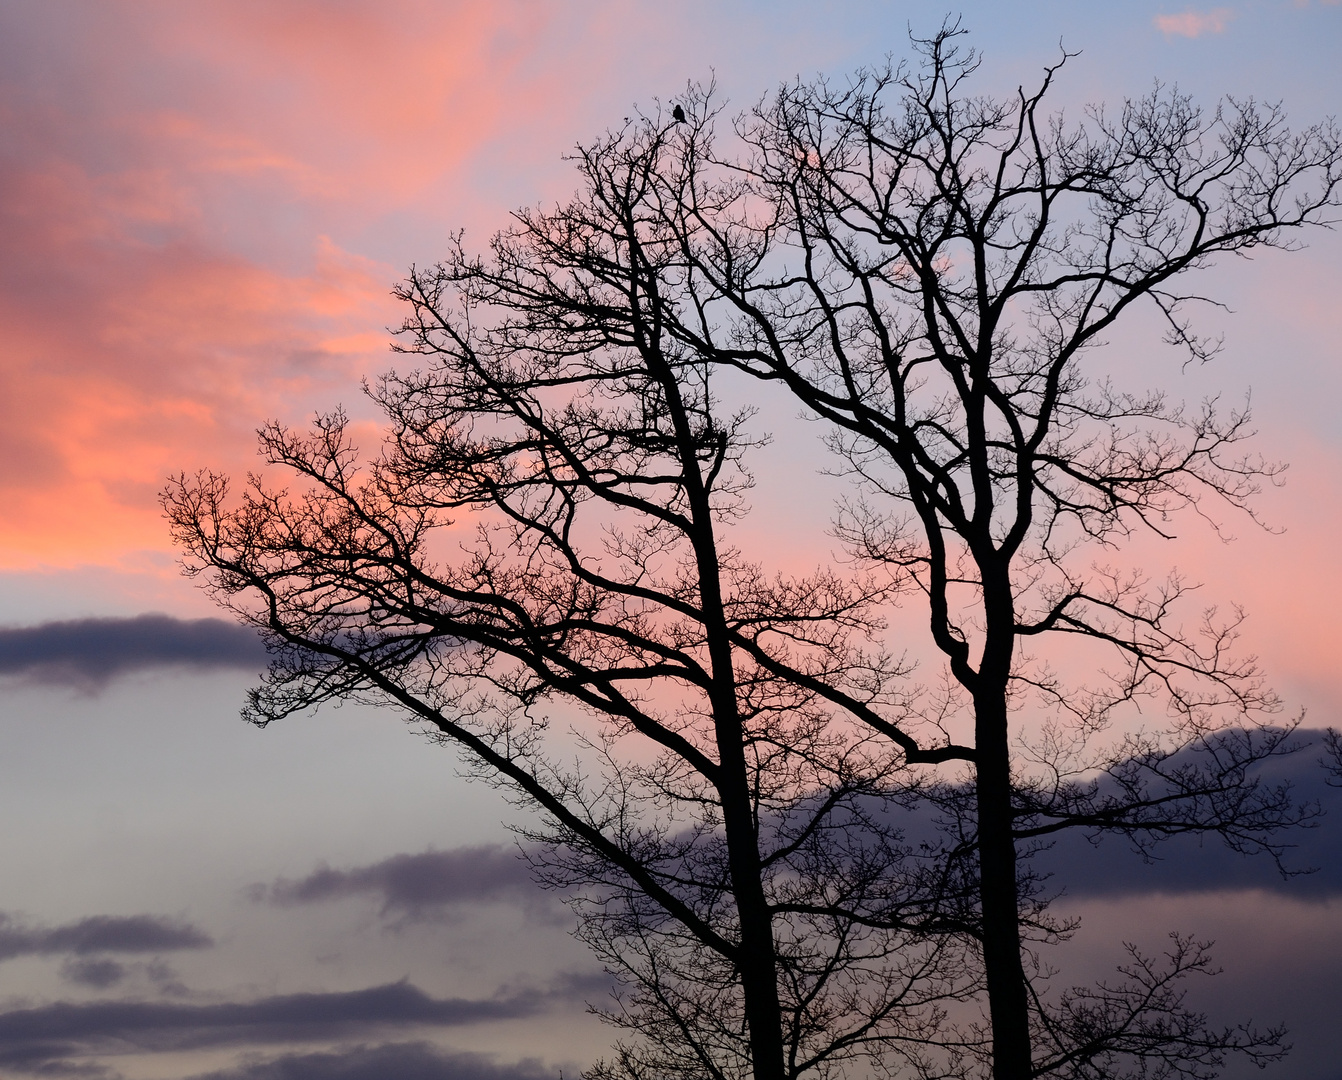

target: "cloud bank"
[0,614,264,688]
[264,739,1342,926]
[1037,734,1342,899]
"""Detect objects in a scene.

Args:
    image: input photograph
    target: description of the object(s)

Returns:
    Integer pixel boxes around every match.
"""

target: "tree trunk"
[660,339,788,1080]
[695,545,786,1080]
[717,754,787,1080]
[975,687,1032,1080]
[704,596,786,1080]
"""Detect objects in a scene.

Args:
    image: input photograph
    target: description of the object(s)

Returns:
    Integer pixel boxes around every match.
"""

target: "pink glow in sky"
[0,1,1336,574]
[0,1,587,564]
[1154,8,1236,36]
[3,0,1338,704]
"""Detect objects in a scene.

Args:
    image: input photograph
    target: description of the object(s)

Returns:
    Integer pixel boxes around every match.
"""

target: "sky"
[0,2,1339,1078]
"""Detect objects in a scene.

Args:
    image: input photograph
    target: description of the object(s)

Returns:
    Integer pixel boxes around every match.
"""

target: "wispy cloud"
[0,913,213,963]
[186,1041,558,1080]
[0,977,601,1077]
[58,959,128,991]
[1154,8,1235,36]
[254,847,555,922]
[0,614,263,689]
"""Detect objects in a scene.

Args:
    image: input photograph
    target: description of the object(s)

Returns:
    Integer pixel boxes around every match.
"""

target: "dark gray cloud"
[1035,734,1342,899]
[58,959,126,990]
[853,731,1342,899]
[1039,818,1342,899]
[0,979,583,1078]
[0,614,264,688]
[186,1041,558,1080]
[255,847,551,920]
[0,914,213,963]
[262,738,1342,928]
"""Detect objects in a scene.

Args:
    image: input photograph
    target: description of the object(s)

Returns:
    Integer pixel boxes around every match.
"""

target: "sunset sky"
[1,3,1340,1079]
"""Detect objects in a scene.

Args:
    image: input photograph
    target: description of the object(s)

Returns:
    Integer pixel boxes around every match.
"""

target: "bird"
[672,105,686,123]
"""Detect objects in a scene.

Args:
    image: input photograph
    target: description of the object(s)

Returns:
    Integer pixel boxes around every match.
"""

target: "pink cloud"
[0,2,622,568]
[0,214,399,564]
[1154,8,1235,36]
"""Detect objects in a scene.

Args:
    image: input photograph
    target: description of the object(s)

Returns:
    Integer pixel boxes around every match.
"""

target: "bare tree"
[164,181,979,1080]
[165,24,1340,1080]
[628,26,1335,1080]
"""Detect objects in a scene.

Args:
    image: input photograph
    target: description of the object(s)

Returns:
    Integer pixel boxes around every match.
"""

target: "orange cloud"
[0,1,617,570]
[0,224,399,565]
[1154,8,1235,36]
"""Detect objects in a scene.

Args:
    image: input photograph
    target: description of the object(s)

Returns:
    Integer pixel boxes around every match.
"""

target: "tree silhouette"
[165,25,1341,1080]
[165,222,978,1080]
[612,27,1337,1080]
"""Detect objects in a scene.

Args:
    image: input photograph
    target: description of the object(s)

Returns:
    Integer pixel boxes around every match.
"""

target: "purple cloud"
[0,914,213,962]
[0,614,264,689]
[185,1041,559,1080]
[58,959,127,990]
[261,741,1342,923]
[0,978,594,1078]
[1036,733,1342,898]
[255,847,551,920]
